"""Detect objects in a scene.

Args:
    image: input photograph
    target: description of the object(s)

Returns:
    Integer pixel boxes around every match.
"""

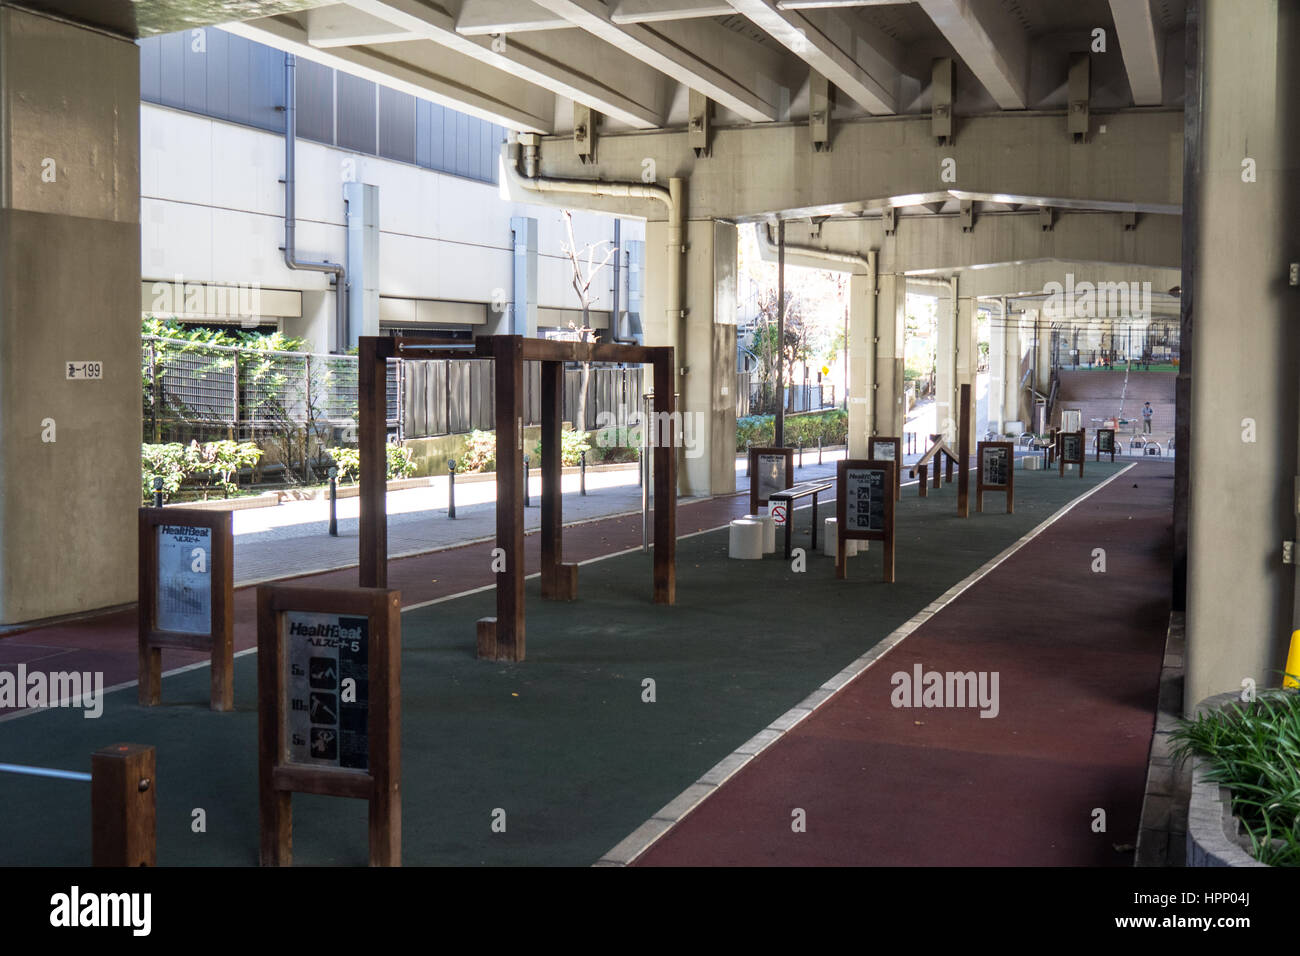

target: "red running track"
[635,461,1174,866]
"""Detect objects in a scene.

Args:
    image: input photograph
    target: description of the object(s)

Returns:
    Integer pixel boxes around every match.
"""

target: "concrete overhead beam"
[611,0,734,22]
[761,211,1180,273]
[455,0,570,34]
[341,0,669,129]
[1108,0,1165,105]
[723,0,901,114]
[307,5,421,47]
[527,0,787,122]
[222,14,557,132]
[532,108,1185,221]
[916,0,1030,110]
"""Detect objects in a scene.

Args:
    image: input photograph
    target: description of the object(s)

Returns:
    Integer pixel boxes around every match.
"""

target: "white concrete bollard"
[728,518,764,559]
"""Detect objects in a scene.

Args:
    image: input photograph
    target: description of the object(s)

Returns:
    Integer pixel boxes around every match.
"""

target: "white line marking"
[595,462,1138,866]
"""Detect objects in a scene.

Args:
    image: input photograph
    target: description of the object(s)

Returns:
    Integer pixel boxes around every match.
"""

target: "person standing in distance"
[1142,401,1153,434]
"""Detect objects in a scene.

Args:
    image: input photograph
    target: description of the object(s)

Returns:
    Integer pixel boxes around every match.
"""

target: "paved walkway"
[630,460,1173,866]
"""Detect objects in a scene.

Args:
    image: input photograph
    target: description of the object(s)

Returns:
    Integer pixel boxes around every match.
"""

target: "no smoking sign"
[771,504,788,526]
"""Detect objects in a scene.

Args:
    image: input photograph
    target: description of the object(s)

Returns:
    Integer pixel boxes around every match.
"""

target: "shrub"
[142,442,187,501]
[460,430,497,474]
[532,430,592,468]
[325,446,360,482]
[386,444,416,480]
[1171,689,1300,866]
[183,440,263,498]
[734,409,847,451]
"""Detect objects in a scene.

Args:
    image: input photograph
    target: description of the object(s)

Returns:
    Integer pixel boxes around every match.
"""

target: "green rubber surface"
[0,463,1123,866]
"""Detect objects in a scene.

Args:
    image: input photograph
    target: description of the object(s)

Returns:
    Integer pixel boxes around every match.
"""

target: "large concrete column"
[933,279,961,442]
[956,295,979,439]
[847,269,874,457]
[0,8,140,625]
[873,272,907,441]
[645,218,736,497]
[1002,300,1023,430]
[1185,0,1300,708]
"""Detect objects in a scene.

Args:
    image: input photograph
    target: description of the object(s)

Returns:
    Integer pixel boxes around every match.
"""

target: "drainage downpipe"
[755,221,870,272]
[867,249,879,435]
[503,137,683,400]
[283,54,347,351]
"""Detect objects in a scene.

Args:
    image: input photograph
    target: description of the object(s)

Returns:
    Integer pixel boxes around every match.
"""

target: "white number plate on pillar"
[65,361,103,380]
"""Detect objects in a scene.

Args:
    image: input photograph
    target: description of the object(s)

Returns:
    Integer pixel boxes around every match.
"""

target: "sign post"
[836,460,895,583]
[138,507,234,711]
[867,436,902,500]
[748,446,795,515]
[1096,427,1116,462]
[258,584,401,867]
[1059,429,1085,478]
[976,441,1015,514]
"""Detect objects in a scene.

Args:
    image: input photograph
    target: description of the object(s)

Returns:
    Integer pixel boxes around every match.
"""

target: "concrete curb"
[1184,691,1269,868]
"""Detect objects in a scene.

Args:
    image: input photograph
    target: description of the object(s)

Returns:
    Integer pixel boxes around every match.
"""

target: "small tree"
[560,210,615,430]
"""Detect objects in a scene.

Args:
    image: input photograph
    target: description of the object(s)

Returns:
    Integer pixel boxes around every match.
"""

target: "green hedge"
[736,410,847,452]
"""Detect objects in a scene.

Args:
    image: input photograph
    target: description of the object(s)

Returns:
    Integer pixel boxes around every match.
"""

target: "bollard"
[580,450,587,496]
[523,455,531,508]
[152,476,164,509]
[327,466,338,536]
[91,743,157,867]
[447,459,457,519]
[798,440,803,469]
[818,436,823,465]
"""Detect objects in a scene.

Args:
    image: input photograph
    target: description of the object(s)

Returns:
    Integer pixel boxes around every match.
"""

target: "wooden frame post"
[956,384,971,517]
[540,360,577,601]
[359,336,391,589]
[258,585,401,867]
[652,351,676,604]
[91,743,157,867]
[478,335,526,660]
[138,508,234,711]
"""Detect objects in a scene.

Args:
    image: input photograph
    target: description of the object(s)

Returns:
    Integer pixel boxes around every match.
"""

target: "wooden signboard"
[1059,429,1085,477]
[258,585,401,867]
[748,446,795,514]
[1096,427,1116,462]
[976,441,1014,514]
[867,436,902,500]
[836,459,896,583]
[138,507,234,711]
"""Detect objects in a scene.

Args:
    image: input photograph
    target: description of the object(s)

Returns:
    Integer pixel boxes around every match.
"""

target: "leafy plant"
[325,446,360,483]
[386,444,416,480]
[735,409,847,451]
[532,430,592,468]
[183,440,263,498]
[141,443,187,501]
[459,430,497,474]
[1170,687,1300,866]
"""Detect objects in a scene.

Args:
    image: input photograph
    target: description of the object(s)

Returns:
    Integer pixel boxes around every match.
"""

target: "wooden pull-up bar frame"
[357,335,677,663]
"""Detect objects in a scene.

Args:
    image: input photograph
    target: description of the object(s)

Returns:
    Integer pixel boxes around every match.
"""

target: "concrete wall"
[0,8,141,624]
[140,103,644,351]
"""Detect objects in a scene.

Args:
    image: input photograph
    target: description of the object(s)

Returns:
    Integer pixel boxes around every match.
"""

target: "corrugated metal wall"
[139,28,504,185]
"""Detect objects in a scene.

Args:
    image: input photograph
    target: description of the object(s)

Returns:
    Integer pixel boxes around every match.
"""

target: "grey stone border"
[595,463,1137,867]
[1185,691,1268,868]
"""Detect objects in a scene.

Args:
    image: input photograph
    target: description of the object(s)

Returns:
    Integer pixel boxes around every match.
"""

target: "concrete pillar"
[1185,0,1300,708]
[847,270,874,457]
[645,218,737,497]
[933,280,959,442]
[956,296,978,439]
[873,272,906,441]
[1002,300,1023,430]
[0,7,140,624]
[989,310,1008,436]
